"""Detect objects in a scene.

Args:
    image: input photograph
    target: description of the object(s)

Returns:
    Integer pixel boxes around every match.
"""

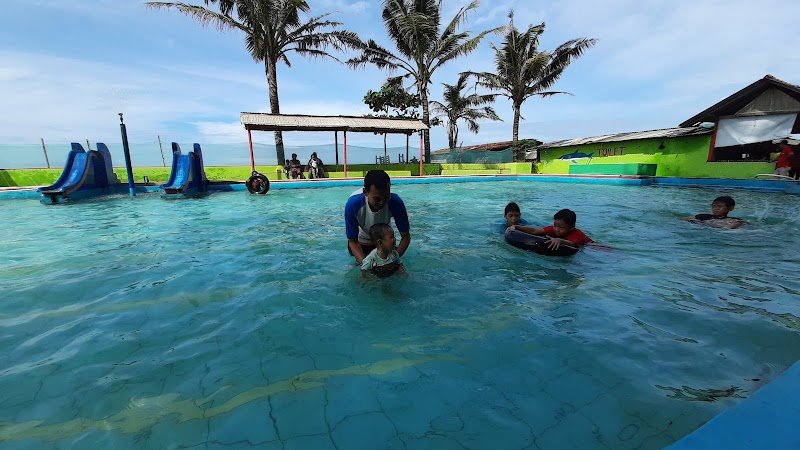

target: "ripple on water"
[0,182,799,448]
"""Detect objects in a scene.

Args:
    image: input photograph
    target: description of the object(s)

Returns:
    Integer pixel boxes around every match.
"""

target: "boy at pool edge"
[508,208,593,250]
[681,195,747,229]
[361,223,405,278]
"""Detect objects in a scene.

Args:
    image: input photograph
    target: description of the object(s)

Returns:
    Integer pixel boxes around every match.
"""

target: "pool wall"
[2,174,798,200]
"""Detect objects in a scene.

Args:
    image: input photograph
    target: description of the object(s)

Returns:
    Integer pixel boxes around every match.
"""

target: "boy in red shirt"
[508,208,592,250]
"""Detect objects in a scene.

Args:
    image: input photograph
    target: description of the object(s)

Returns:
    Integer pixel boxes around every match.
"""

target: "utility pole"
[40,138,51,168]
[157,135,166,167]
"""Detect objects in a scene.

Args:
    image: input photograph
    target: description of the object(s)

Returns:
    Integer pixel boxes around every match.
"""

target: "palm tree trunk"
[419,82,431,162]
[448,121,458,149]
[512,103,521,145]
[265,57,285,165]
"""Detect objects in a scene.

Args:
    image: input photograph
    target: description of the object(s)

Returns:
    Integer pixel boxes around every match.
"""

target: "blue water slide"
[37,143,86,193]
[38,142,120,203]
[162,143,192,192]
[161,143,208,197]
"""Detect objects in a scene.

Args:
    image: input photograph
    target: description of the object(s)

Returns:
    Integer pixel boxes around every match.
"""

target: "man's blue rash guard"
[345,192,410,244]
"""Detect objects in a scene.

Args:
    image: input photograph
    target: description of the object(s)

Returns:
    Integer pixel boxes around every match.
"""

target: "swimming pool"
[1,181,799,449]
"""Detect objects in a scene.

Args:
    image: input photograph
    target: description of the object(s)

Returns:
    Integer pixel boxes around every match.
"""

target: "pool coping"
[667,359,800,449]
[3,174,799,200]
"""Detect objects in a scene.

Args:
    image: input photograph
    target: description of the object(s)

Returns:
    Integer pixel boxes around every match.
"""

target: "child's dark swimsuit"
[693,214,742,221]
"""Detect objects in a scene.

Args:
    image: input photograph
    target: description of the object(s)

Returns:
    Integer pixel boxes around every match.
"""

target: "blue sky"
[2,0,800,160]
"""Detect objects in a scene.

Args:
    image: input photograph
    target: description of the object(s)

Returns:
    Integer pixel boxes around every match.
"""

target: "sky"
[2,0,800,166]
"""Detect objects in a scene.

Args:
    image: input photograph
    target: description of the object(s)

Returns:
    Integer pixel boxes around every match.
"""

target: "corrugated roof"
[240,113,428,133]
[432,140,515,154]
[537,126,713,149]
[679,75,800,127]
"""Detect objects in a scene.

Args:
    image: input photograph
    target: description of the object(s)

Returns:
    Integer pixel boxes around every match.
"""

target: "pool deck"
[667,359,800,449]
[2,173,800,447]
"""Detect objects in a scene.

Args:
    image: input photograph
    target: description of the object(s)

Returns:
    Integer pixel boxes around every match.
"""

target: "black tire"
[505,229,579,256]
[246,172,270,195]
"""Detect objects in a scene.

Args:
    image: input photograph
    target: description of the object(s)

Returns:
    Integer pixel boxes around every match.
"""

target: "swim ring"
[505,229,579,256]
[246,171,270,194]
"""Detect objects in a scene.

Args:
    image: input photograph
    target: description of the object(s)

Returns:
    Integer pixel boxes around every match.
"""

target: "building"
[536,75,800,178]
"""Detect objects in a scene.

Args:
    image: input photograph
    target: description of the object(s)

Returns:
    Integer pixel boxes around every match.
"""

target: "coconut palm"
[430,73,501,149]
[145,0,361,164]
[471,11,596,145]
[348,0,498,162]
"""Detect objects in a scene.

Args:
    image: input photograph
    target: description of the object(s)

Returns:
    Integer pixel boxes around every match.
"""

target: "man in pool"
[345,169,410,265]
[681,195,747,229]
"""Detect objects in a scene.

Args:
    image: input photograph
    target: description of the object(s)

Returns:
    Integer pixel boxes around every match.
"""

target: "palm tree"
[145,0,361,164]
[471,11,596,145]
[348,0,499,162]
[430,73,501,149]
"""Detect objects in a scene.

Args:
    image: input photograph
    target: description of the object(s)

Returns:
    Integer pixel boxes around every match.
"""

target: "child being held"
[508,208,593,250]
[681,195,747,229]
[361,223,405,278]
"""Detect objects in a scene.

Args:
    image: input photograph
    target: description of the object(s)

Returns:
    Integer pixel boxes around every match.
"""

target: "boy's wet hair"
[368,223,393,245]
[713,196,735,208]
[505,202,521,214]
[364,169,391,191]
[553,209,577,228]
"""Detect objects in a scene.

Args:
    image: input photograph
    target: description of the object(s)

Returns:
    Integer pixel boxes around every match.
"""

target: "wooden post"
[335,131,339,167]
[419,133,423,176]
[40,138,50,168]
[157,135,166,167]
[406,134,409,164]
[343,130,348,177]
[247,128,255,171]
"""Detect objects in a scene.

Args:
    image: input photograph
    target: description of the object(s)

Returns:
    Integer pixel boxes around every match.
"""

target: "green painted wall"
[537,135,774,178]
[0,163,535,187]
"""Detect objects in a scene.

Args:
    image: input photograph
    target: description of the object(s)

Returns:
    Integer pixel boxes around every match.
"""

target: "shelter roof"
[679,75,800,127]
[536,126,713,150]
[240,113,428,134]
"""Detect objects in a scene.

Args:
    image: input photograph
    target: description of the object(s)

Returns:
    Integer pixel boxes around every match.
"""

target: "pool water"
[1,181,799,449]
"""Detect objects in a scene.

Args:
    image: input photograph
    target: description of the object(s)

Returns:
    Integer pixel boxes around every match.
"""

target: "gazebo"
[240,113,429,177]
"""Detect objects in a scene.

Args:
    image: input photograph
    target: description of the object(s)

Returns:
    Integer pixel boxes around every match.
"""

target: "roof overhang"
[679,75,800,127]
[536,126,713,150]
[240,112,428,134]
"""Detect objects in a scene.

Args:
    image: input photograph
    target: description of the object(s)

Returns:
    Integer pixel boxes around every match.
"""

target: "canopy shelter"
[240,113,429,177]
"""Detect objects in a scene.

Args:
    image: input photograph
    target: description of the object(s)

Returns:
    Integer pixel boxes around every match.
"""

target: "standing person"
[345,169,410,265]
[790,143,800,180]
[774,140,794,177]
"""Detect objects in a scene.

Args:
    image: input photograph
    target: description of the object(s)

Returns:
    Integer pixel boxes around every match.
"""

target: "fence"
[430,147,513,164]
[0,141,415,169]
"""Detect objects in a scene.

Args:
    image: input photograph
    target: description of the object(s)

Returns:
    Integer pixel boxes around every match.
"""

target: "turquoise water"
[1,181,799,449]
